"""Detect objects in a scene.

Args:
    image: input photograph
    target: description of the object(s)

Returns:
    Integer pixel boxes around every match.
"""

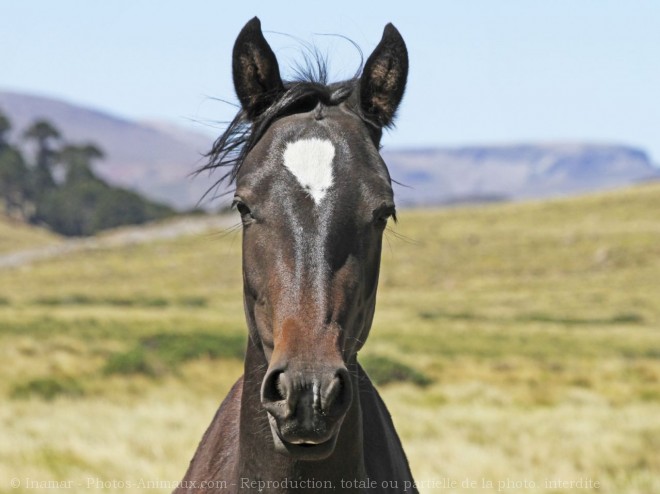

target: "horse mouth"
[273,430,339,460]
[267,415,340,460]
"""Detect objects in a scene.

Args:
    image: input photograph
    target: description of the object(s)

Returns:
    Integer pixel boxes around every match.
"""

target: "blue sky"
[1,1,659,162]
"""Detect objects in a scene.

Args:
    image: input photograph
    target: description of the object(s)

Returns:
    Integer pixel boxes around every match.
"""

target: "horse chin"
[267,417,340,461]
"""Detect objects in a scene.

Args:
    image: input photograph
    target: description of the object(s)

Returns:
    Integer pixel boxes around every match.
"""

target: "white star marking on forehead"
[282,138,335,204]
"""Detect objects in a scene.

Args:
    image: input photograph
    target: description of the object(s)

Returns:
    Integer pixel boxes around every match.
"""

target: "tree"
[0,147,31,218]
[23,119,60,197]
[0,115,176,236]
[36,180,105,236]
[58,143,104,184]
[0,111,11,149]
[0,110,32,219]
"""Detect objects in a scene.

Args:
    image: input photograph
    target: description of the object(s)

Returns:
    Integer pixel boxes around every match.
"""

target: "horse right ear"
[359,23,408,128]
[232,17,284,119]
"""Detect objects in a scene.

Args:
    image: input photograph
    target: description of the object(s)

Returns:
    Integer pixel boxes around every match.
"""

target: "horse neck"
[237,334,367,485]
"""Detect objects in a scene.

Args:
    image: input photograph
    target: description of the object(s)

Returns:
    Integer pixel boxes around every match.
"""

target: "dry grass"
[1,183,660,493]
[0,214,62,255]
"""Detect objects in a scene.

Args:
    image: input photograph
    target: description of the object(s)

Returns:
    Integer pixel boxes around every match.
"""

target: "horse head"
[216,17,408,460]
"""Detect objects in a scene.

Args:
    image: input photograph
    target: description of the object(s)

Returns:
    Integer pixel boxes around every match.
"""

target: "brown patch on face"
[271,318,343,370]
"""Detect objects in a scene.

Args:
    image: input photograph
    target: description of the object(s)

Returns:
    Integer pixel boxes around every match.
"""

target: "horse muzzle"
[261,364,352,460]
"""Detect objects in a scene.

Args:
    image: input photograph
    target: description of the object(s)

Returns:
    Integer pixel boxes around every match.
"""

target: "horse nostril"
[262,368,287,404]
[322,367,352,414]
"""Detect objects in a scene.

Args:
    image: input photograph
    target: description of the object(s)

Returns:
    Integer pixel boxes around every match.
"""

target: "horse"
[176,17,416,493]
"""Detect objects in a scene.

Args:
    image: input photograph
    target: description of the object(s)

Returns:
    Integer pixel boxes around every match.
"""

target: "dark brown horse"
[176,17,416,493]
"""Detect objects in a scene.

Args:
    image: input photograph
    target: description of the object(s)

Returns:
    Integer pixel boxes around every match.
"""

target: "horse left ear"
[232,17,284,119]
[359,23,409,128]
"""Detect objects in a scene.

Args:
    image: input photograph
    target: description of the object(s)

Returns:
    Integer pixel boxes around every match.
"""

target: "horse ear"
[232,17,284,119]
[359,23,408,127]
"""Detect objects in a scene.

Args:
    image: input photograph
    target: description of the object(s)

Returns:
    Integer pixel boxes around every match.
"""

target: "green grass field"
[1,183,659,493]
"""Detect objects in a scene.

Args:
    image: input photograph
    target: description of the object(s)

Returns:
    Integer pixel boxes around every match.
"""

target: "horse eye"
[373,204,397,227]
[232,199,253,219]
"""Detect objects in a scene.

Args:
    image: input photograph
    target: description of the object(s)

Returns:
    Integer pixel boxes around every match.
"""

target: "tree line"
[0,109,175,236]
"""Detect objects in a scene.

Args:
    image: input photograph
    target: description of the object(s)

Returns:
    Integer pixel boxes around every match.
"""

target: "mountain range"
[1,90,658,210]
[383,144,660,206]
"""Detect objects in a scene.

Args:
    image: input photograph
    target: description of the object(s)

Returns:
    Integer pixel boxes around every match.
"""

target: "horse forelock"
[197,76,360,203]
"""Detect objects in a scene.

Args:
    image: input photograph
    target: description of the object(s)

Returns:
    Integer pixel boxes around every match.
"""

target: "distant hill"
[384,145,660,206]
[0,91,214,210]
[2,90,659,209]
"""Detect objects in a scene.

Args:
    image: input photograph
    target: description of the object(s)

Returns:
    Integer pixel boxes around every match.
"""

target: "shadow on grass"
[360,354,432,387]
[8,332,246,400]
[11,377,85,400]
[104,332,245,377]
[32,294,208,308]
[419,310,645,327]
